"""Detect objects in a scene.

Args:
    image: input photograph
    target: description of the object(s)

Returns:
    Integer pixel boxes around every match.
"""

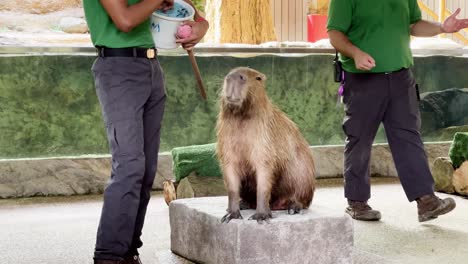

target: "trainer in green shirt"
[83,0,155,48]
[327,0,467,223]
[82,1,209,263]
[327,0,422,73]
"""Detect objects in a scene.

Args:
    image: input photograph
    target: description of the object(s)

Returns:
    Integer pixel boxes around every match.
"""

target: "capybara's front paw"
[249,211,273,224]
[221,210,243,223]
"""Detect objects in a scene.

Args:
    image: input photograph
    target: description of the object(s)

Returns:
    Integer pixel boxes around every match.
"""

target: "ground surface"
[0,177,467,264]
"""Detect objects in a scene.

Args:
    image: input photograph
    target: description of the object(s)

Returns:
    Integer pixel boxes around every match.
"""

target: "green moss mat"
[449,132,468,169]
[171,143,222,182]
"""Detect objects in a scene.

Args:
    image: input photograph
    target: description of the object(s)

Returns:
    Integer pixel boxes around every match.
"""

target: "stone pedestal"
[169,197,353,264]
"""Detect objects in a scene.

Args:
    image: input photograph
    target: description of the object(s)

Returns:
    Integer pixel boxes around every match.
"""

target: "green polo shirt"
[327,0,422,73]
[83,0,154,48]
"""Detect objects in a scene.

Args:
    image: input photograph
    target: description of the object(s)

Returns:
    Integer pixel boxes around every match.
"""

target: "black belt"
[96,47,157,59]
[347,68,407,76]
[384,67,407,74]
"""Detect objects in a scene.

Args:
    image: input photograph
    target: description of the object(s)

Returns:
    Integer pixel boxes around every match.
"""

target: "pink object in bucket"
[177,24,192,39]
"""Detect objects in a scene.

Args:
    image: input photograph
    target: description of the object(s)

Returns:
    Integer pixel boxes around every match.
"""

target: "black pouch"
[415,84,421,101]
[333,51,343,83]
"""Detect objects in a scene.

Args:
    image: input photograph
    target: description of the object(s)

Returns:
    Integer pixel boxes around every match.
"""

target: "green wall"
[0,54,466,158]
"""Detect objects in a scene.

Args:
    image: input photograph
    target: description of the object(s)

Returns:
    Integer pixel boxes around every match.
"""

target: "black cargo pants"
[91,55,166,261]
[342,69,434,202]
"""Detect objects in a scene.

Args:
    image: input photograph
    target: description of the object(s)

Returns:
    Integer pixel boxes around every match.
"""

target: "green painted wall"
[0,54,466,158]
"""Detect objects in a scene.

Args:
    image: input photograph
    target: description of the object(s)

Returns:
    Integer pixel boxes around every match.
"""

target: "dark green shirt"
[327,0,422,73]
[83,0,154,48]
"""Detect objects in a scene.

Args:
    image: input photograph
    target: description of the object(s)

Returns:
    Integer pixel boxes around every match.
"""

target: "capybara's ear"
[255,73,267,81]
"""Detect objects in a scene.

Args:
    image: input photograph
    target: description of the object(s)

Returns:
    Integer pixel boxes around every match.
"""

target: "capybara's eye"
[256,76,262,81]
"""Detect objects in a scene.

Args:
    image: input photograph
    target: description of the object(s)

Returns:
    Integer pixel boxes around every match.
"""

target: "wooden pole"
[187,49,207,100]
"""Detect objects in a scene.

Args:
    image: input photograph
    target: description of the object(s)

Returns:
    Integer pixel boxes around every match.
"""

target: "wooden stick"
[187,49,207,100]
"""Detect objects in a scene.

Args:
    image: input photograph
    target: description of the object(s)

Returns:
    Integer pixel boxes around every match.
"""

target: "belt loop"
[100,48,105,57]
[133,48,137,58]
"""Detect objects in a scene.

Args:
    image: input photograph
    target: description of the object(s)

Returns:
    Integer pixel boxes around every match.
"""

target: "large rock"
[0,143,451,199]
[432,157,455,193]
[0,157,108,198]
[419,88,468,134]
[58,17,88,33]
[170,197,353,264]
[449,132,468,169]
[0,154,173,198]
[453,161,468,196]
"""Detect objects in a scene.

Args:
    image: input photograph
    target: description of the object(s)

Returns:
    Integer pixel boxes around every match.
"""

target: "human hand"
[175,19,209,50]
[353,50,376,71]
[160,0,174,11]
[441,8,468,33]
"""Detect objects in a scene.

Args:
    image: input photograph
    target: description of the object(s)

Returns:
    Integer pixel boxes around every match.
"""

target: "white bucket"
[150,0,195,49]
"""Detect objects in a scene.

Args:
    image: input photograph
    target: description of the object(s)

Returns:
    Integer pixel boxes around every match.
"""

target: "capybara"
[216,67,316,223]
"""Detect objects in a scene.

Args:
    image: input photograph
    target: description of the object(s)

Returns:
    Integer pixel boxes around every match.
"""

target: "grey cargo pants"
[91,56,166,261]
[342,69,434,202]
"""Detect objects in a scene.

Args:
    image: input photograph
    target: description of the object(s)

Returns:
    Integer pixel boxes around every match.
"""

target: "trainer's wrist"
[439,22,447,34]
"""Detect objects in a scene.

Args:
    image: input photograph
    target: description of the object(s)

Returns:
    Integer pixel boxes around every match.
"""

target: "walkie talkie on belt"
[333,50,343,83]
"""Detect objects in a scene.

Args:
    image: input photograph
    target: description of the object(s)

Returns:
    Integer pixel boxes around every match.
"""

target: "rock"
[58,17,88,33]
[453,161,468,196]
[176,172,226,199]
[0,143,452,199]
[0,154,173,198]
[54,168,106,195]
[170,197,353,264]
[432,157,455,193]
[419,88,468,134]
[449,132,468,169]
[0,184,17,198]
[153,153,174,190]
[22,176,76,197]
[0,158,110,197]
[427,125,468,142]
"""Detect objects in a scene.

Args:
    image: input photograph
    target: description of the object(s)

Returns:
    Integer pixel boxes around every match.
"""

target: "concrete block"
[170,197,353,264]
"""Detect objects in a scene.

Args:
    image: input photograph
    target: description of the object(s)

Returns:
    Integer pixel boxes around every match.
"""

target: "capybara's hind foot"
[249,211,273,224]
[221,210,243,223]
[287,201,303,215]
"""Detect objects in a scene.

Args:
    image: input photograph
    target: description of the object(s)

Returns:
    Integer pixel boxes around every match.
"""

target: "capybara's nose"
[228,72,246,81]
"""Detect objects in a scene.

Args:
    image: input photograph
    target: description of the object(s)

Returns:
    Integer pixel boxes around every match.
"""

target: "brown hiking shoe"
[417,194,456,222]
[345,200,381,221]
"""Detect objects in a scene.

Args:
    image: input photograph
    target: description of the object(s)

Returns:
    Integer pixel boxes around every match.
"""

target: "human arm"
[411,8,468,37]
[100,0,174,33]
[326,0,375,71]
[328,30,376,71]
[175,0,209,50]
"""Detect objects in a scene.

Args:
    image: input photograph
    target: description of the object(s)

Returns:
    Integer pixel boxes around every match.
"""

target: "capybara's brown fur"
[216,67,316,223]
